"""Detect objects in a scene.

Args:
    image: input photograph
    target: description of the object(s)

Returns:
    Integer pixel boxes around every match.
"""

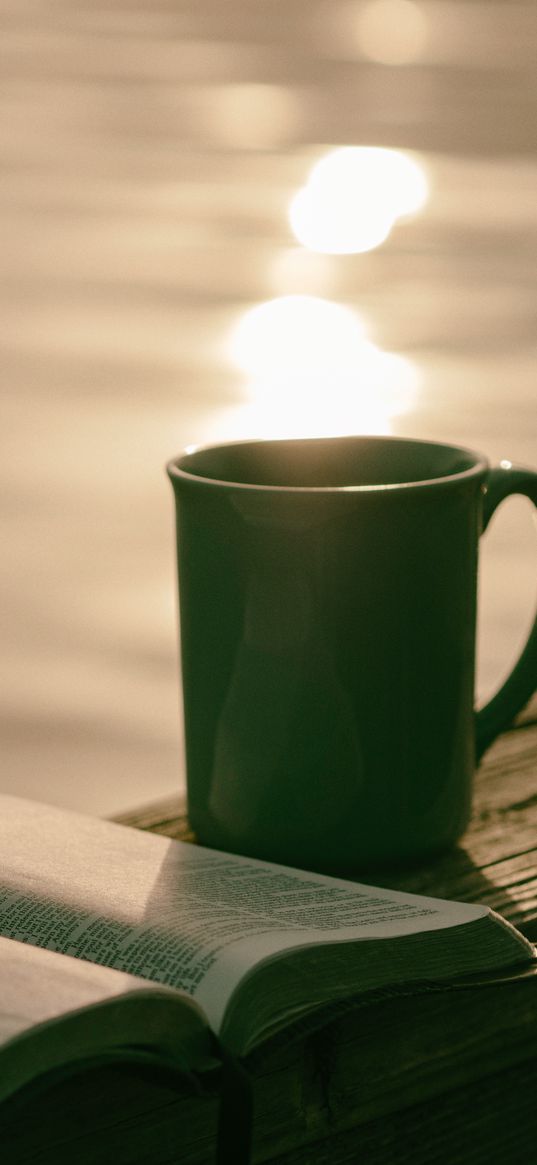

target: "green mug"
[167,436,537,872]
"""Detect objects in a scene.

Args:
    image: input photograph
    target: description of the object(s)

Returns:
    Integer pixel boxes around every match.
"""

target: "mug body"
[168,436,488,872]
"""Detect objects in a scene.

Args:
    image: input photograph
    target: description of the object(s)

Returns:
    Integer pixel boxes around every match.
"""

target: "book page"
[0,935,215,1104]
[0,935,142,1047]
[0,795,523,1036]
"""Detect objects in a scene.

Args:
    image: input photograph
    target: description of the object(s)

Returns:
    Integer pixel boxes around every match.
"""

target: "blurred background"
[1,0,536,815]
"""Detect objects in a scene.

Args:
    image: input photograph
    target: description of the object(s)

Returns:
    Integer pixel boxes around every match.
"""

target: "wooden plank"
[254,1054,537,1165]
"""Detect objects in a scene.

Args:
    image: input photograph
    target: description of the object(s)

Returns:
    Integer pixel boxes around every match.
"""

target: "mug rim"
[167,434,489,494]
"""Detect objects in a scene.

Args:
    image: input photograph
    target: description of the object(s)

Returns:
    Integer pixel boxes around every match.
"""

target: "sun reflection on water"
[289,147,429,254]
[226,294,421,439]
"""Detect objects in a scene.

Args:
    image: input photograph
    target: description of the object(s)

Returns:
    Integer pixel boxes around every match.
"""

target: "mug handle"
[475,462,537,760]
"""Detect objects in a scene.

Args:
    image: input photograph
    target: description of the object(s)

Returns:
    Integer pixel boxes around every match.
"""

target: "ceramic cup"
[167,436,537,872]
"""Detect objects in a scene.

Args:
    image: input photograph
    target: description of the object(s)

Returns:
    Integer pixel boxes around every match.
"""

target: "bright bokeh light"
[356,0,428,65]
[289,147,429,254]
[227,295,420,438]
[230,295,367,377]
[310,147,429,218]
[289,183,393,255]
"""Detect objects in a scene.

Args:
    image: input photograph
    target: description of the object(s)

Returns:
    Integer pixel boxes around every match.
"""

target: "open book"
[0,794,535,1159]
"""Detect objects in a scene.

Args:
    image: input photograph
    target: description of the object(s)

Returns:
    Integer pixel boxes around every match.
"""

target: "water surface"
[1,0,536,812]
